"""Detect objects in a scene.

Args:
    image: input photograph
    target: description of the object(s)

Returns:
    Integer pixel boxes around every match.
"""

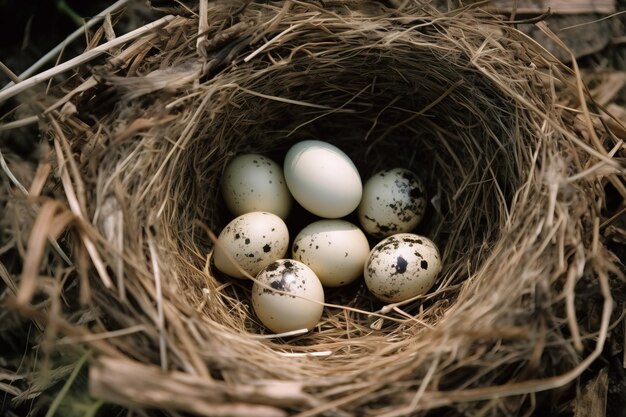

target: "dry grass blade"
[1,0,132,90]
[536,21,626,199]
[16,200,73,306]
[89,357,317,417]
[196,0,209,58]
[574,367,609,417]
[0,14,176,104]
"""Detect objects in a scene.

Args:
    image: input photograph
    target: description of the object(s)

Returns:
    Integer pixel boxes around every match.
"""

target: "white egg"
[364,233,442,303]
[213,212,289,279]
[358,168,427,238]
[252,259,325,333]
[292,220,369,287]
[284,140,362,218]
[221,154,292,219]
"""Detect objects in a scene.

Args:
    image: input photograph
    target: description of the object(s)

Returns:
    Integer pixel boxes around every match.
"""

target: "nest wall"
[1,1,624,416]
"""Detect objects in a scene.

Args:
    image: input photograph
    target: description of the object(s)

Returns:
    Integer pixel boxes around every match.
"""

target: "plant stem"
[56,0,84,27]
[44,351,91,417]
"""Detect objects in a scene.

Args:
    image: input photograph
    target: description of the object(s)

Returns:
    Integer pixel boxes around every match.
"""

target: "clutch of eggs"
[214,140,442,333]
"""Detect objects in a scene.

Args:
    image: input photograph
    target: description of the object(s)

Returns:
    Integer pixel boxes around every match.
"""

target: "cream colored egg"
[221,154,292,219]
[284,140,362,218]
[213,212,289,279]
[358,168,426,238]
[292,220,369,287]
[252,259,325,333]
[364,233,442,303]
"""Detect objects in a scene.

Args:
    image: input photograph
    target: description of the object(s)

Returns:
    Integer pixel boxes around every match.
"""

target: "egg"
[364,233,442,303]
[292,220,369,287]
[252,259,325,333]
[358,168,427,238]
[284,140,362,218]
[213,212,289,279]
[221,154,292,219]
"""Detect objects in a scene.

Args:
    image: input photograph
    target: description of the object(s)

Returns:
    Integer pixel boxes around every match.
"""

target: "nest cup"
[8,1,622,415]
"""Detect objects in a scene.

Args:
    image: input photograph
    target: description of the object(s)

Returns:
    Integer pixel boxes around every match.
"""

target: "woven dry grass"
[1,1,625,416]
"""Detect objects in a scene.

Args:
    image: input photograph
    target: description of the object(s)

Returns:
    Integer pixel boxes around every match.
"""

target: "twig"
[501,9,552,25]
[0,61,20,83]
[196,0,209,58]
[0,14,176,104]
[244,21,301,63]
[2,0,132,91]
[0,116,39,131]
[560,10,626,31]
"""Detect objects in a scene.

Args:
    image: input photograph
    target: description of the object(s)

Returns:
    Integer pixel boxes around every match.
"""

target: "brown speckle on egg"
[364,233,442,303]
[252,259,324,333]
[266,261,280,272]
[358,168,427,238]
[213,212,289,279]
[394,256,408,274]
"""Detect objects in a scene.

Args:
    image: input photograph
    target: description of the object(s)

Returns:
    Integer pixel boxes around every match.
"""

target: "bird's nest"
[1,1,625,416]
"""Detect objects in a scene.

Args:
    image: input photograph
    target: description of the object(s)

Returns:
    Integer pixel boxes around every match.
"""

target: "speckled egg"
[292,220,369,287]
[364,233,442,303]
[284,140,362,218]
[221,154,292,219]
[252,259,325,333]
[358,168,427,238]
[213,212,289,279]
